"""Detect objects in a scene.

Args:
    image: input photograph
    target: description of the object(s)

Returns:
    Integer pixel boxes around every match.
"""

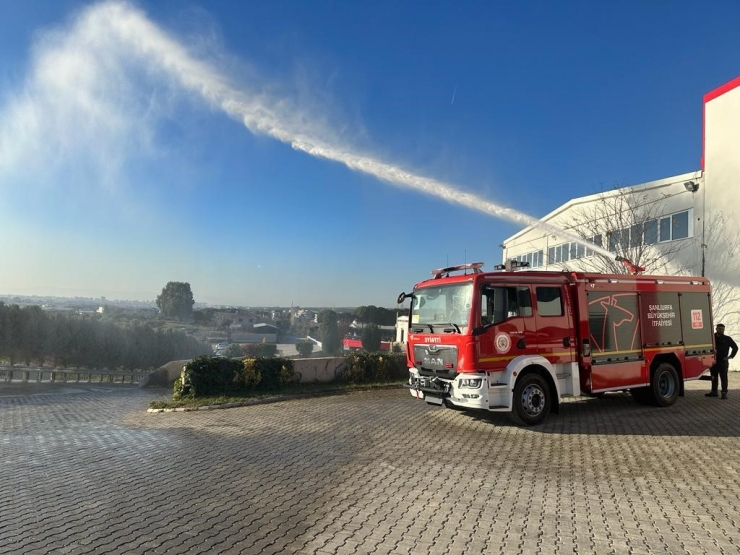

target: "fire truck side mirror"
[397,292,415,304]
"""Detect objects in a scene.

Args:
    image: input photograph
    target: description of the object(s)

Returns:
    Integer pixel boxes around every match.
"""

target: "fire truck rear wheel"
[651,362,679,407]
[511,373,551,426]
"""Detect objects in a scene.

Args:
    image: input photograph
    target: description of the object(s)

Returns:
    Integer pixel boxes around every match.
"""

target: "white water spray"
[5,2,614,260]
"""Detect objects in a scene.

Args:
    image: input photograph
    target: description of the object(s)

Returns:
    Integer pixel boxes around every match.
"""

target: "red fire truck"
[397,261,715,425]
[342,336,391,351]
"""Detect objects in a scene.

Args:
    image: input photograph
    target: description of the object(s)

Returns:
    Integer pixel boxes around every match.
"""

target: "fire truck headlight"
[459,378,482,389]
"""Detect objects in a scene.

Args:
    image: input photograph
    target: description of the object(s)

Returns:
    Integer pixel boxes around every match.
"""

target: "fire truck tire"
[511,373,551,426]
[651,363,680,407]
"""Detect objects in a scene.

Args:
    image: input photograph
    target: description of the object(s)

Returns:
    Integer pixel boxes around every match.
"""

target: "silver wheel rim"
[520,383,546,417]
[658,370,676,398]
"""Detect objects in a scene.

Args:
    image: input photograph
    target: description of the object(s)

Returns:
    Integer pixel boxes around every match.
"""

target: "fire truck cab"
[398,262,715,425]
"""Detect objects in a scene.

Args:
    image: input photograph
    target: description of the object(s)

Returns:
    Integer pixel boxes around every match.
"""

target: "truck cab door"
[477,285,536,371]
[533,285,575,365]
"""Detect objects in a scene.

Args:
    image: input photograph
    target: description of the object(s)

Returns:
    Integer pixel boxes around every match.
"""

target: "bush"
[170,352,403,401]
[236,359,261,389]
[250,357,297,391]
[337,352,407,384]
[172,376,187,401]
[242,343,278,357]
[295,340,314,358]
[222,344,244,358]
[173,355,244,399]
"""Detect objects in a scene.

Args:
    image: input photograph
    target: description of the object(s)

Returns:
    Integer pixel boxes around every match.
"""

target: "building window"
[644,220,658,245]
[512,249,545,268]
[608,231,619,252]
[604,209,691,249]
[560,244,570,262]
[672,211,689,239]
[659,217,671,242]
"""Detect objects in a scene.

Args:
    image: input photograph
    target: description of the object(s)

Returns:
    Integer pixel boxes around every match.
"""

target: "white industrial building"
[502,76,740,353]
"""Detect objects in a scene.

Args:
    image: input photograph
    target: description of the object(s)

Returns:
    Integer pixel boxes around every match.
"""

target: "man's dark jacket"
[715,333,739,361]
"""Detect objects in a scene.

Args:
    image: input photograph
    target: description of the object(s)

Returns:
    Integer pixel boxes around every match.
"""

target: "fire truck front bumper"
[406,371,449,405]
[407,368,491,410]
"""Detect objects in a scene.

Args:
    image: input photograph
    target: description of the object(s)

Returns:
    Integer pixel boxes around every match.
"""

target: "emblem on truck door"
[495,332,511,354]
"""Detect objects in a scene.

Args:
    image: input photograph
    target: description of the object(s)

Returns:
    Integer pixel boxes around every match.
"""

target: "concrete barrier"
[138,360,189,388]
[293,357,347,383]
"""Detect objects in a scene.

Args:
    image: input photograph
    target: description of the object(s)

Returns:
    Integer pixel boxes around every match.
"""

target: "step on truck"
[397,261,715,425]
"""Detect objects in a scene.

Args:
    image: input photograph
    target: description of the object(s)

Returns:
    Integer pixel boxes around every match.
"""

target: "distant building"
[395,315,409,345]
[254,323,278,335]
[213,309,257,330]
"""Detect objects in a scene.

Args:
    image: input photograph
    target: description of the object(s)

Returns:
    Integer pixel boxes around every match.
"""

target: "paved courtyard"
[1,375,740,555]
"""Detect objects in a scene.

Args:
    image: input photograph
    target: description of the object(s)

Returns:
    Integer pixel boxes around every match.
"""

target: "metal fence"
[0,365,146,384]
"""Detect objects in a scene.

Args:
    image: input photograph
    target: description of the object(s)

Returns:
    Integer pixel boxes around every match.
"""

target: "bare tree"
[684,211,740,331]
[554,186,692,274]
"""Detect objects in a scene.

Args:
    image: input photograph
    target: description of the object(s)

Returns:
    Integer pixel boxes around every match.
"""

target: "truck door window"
[536,287,564,316]
[517,287,533,317]
[481,286,532,325]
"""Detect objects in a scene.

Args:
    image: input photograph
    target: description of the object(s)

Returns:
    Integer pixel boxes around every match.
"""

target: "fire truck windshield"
[411,283,473,332]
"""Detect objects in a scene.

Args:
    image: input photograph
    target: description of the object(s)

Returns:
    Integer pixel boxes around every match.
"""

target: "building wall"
[704,77,740,288]
[501,75,740,368]
[502,171,703,274]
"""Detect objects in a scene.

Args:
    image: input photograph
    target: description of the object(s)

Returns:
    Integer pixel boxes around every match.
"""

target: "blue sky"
[0,0,737,307]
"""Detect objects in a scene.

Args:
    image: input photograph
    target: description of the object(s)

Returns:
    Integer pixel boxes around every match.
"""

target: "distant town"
[0,293,361,313]
[0,292,403,362]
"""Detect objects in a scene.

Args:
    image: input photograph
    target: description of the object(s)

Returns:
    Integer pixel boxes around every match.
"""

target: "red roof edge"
[702,76,740,171]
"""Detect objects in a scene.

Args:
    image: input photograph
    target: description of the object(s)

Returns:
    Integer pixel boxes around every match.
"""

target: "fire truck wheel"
[651,363,679,407]
[511,373,551,426]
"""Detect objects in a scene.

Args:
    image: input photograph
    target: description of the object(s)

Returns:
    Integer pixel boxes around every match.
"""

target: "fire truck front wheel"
[511,373,551,426]
[651,363,680,407]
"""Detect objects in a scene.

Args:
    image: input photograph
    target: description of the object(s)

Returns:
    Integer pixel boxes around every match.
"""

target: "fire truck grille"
[414,345,457,379]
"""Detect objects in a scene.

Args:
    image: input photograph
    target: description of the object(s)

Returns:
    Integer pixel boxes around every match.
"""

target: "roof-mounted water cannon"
[615,256,645,275]
[494,259,530,272]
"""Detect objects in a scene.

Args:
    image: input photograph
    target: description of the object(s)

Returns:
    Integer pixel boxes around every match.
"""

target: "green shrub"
[172,376,189,401]
[251,357,297,391]
[174,355,244,398]
[295,340,314,358]
[242,342,278,357]
[222,344,244,358]
[337,352,407,384]
[237,359,261,389]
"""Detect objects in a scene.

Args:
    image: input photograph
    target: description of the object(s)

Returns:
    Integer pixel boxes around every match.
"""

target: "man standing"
[706,323,738,399]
